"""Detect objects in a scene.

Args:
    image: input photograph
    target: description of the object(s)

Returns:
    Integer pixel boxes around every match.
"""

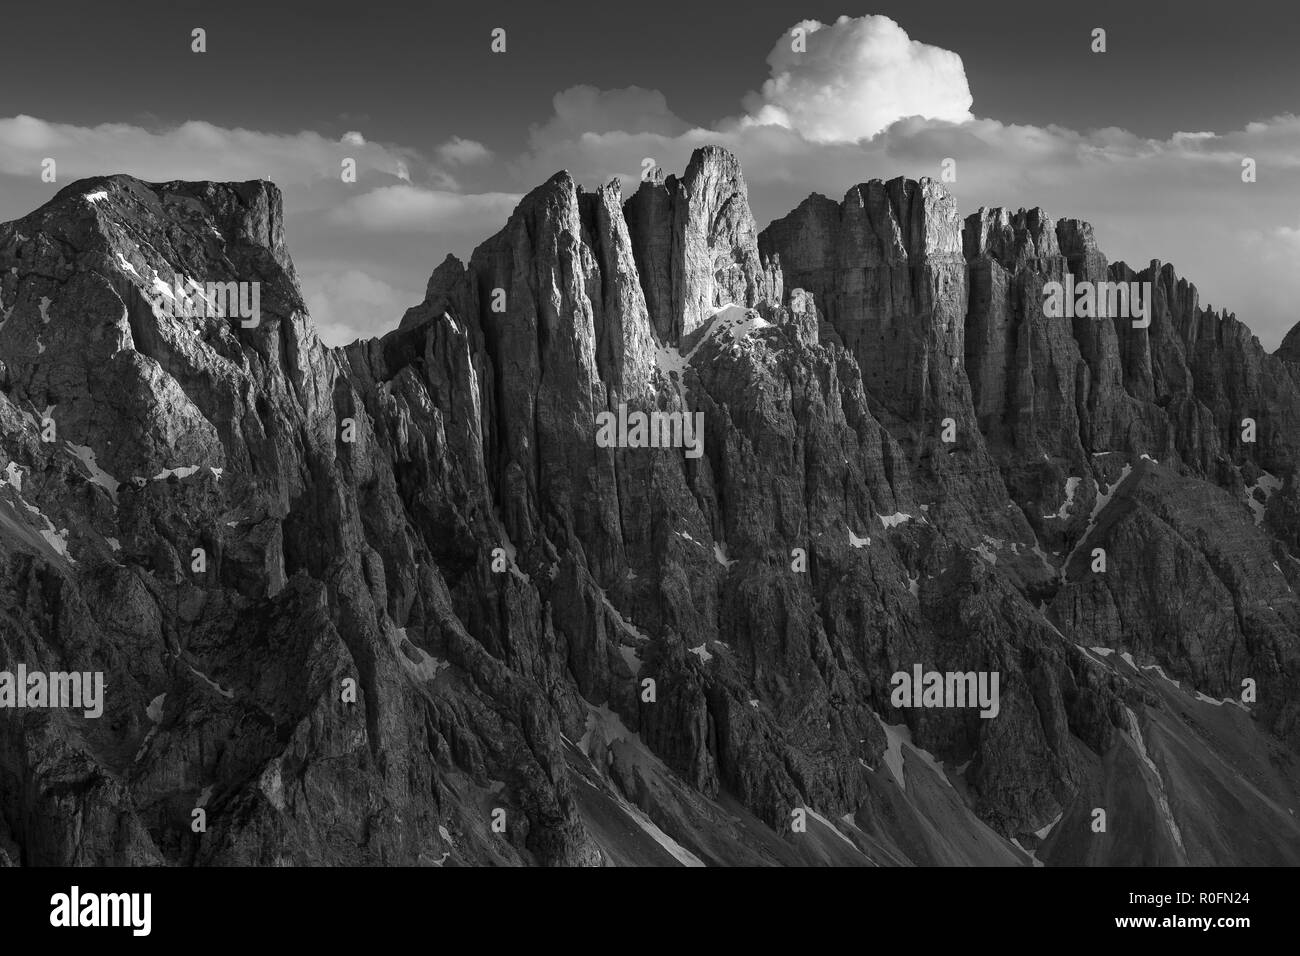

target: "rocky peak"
[44,174,293,277]
[0,173,312,488]
[758,174,971,425]
[423,252,468,305]
[963,206,1060,267]
[624,146,777,342]
[1276,319,1300,364]
[2,151,1300,870]
[1054,217,1101,261]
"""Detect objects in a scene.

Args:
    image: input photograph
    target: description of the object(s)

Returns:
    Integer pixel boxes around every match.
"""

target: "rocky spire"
[625,146,780,342]
[2,155,1299,868]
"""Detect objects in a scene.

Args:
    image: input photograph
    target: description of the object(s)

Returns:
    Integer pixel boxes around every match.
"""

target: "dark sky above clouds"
[7,0,1298,142]
[2,0,1299,345]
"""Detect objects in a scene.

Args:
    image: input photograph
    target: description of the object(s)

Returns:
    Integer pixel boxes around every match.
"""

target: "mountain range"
[0,145,1297,866]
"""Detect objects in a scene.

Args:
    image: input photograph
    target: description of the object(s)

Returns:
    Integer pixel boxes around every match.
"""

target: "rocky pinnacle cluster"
[0,147,1297,866]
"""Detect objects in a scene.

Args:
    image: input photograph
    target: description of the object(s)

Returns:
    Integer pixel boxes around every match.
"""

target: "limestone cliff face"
[0,148,1298,867]
[625,146,779,342]
[759,180,1038,584]
[759,177,967,429]
[765,185,1300,765]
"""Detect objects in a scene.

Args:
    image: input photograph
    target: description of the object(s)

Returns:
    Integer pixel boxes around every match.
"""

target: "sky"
[1,0,1298,347]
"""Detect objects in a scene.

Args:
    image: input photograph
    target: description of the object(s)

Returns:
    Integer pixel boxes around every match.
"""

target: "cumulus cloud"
[494,16,1300,347]
[509,81,1300,348]
[437,136,492,165]
[6,17,1300,351]
[740,15,973,143]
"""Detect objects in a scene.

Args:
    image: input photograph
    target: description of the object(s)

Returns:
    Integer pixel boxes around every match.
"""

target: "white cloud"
[0,115,413,187]
[341,130,367,146]
[0,116,516,346]
[437,136,492,165]
[300,267,416,347]
[528,86,691,152]
[6,20,1300,354]
[740,15,973,143]
[510,88,1300,348]
[325,184,520,233]
[497,17,1300,349]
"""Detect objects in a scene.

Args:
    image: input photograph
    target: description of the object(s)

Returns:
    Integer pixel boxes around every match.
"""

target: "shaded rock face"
[0,149,1298,868]
[758,180,1035,583]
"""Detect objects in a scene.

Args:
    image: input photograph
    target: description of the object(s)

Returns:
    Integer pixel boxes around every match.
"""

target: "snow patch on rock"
[1124,705,1185,854]
[875,715,953,791]
[1042,476,1081,519]
[1245,471,1281,525]
[688,644,714,663]
[67,442,121,502]
[1061,464,1132,580]
[189,665,234,699]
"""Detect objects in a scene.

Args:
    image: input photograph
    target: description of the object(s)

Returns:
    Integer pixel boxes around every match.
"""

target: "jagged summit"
[624,146,779,341]
[27,174,290,263]
[41,171,281,207]
[1,148,1300,867]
